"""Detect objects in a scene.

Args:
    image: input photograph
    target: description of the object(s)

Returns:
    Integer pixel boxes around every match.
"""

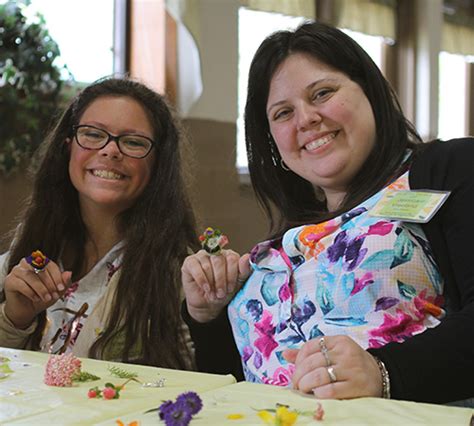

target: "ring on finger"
[319,337,331,366]
[327,366,337,383]
[26,250,50,273]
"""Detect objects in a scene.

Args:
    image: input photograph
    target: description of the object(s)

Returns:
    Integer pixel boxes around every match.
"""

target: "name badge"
[370,190,450,223]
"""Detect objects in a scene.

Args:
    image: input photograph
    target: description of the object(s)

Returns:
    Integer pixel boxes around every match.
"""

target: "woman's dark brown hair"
[2,77,199,368]
[245,21,422,237]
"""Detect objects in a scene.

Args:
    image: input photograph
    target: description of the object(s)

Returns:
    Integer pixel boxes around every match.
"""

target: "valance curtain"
[239,0,315,18]
[332,0,395,40]
[442,0,474,56]
[240,0,395,40]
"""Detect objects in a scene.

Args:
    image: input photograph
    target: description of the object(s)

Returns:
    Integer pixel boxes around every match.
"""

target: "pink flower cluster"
[44,353,82,387]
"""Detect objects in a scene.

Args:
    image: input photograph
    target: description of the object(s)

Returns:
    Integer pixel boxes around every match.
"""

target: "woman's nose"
[99,139,122,159]
[296,104,322,131]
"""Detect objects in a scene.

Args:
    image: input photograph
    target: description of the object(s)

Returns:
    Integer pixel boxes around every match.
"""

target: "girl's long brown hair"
[1,78,199,368]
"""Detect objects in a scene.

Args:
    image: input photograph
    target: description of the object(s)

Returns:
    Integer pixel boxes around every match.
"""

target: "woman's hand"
[283,335,383,399]
[3,258,72,329]
[181,249,251,323]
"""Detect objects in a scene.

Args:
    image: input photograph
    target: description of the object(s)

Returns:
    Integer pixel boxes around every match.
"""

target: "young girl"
[0,77,199,369]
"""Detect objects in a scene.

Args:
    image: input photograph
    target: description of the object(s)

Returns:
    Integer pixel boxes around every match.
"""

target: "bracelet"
[374,356,391,399]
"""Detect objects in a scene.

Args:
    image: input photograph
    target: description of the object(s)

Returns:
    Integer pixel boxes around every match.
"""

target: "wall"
[0,0,268,255]
[181,0,268,253]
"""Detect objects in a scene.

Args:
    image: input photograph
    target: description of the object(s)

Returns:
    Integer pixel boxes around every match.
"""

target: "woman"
[181,22,474,403]
[0,77,199,369]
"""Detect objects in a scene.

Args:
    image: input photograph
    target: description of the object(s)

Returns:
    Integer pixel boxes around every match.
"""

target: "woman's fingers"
[225,250,240,294]
[282,348,299,363]
[210,252,227,299]
[290,336,383,399]
[238,253,252,279]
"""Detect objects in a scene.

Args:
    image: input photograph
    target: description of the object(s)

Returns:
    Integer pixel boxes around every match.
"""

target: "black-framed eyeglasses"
[73,125,155,159]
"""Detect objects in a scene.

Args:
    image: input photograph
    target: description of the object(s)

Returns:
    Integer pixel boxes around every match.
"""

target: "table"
[1,348,472,425]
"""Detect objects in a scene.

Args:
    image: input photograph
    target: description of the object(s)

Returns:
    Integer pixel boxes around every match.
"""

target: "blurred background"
[1,0,473,254]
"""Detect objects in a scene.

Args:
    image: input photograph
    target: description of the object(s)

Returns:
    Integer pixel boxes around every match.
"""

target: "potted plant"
[0,0,70,175]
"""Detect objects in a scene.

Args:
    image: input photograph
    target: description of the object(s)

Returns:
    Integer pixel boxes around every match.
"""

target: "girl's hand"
[283,335,383,399]
[3,257,72,329]
[181,249,251,323]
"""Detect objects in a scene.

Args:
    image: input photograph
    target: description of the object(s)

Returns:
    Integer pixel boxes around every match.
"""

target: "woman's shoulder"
[410,137,474,189]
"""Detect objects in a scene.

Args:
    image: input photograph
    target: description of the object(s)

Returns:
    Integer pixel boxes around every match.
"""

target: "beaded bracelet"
[374,356,391,399]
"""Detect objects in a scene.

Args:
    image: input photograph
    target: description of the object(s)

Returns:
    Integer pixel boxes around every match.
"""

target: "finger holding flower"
[3,249,72,329]
[182,228,251,323]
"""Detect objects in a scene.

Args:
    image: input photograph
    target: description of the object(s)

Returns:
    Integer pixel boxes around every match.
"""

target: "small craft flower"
[161,400,193,426]
[26,249,50,270]
[227,413,244,420]
[88,389,98,398]
[199,227,229,255]
[44,353,82,387]
[103,386,117,400]
[313,402,325,421]
[116,421,139,426]
[157,391,203,426]
[258,406,298,426]
[176,391,203,416]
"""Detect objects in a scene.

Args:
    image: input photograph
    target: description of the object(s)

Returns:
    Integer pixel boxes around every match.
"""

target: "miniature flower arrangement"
[157,391,203,426]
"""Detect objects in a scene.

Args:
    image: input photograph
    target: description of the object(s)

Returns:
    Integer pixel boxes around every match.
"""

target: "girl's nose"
[99,139,123,159]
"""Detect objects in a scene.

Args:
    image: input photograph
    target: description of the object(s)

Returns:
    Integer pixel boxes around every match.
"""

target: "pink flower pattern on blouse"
[228,171,445,386]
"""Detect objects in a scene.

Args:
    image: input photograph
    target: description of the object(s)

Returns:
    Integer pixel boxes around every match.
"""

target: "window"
[237,10,385,172]
[28,0,115,83]
[237,8,306,172]
[438,51,469,139]
[341,29,384,69]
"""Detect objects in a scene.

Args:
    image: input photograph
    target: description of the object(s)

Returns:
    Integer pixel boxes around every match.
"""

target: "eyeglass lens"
[76,126,153,158]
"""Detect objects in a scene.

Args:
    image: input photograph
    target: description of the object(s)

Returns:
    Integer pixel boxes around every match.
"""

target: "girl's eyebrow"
[267,77,340,115]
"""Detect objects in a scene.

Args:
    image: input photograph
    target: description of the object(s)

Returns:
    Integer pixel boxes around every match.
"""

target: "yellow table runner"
[0,348,235,425]
[1,348,472,425]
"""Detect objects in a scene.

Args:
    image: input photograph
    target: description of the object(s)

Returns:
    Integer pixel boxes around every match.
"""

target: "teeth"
[305,132,337,151]
[92,170,123,180]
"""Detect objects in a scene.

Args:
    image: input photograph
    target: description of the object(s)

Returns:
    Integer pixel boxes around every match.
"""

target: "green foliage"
[0,0,72,174]
[107,365,139,380]
[72,370,101,382]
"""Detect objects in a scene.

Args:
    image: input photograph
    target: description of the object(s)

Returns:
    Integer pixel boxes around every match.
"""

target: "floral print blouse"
[43,242,123,354]
[228,171,445,386]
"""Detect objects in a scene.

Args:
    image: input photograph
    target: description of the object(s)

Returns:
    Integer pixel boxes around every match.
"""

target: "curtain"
[165,0,203,115]
[442,0,474,55]
[240,0,315,18]
[333,0,395,40]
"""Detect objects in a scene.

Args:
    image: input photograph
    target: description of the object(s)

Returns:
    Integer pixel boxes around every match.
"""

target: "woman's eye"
[273,109,291,121]
[312,88,334,101]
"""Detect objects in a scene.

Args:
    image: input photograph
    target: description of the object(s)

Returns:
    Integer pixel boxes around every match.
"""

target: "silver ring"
[319,337,331,366]
[327,366,337,383]
[33,268,44,274]
[236,277,247,285]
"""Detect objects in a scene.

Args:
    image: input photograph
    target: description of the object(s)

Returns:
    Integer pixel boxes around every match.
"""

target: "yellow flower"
[276,406,298,426]
[258,410,276,424]
[258,407,298,426]
[227,413,245,420]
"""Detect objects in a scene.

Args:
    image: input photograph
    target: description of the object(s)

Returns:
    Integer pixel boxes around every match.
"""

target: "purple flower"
[161,400,193,426]
[176,391,203,416]
[158,400,174,420]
